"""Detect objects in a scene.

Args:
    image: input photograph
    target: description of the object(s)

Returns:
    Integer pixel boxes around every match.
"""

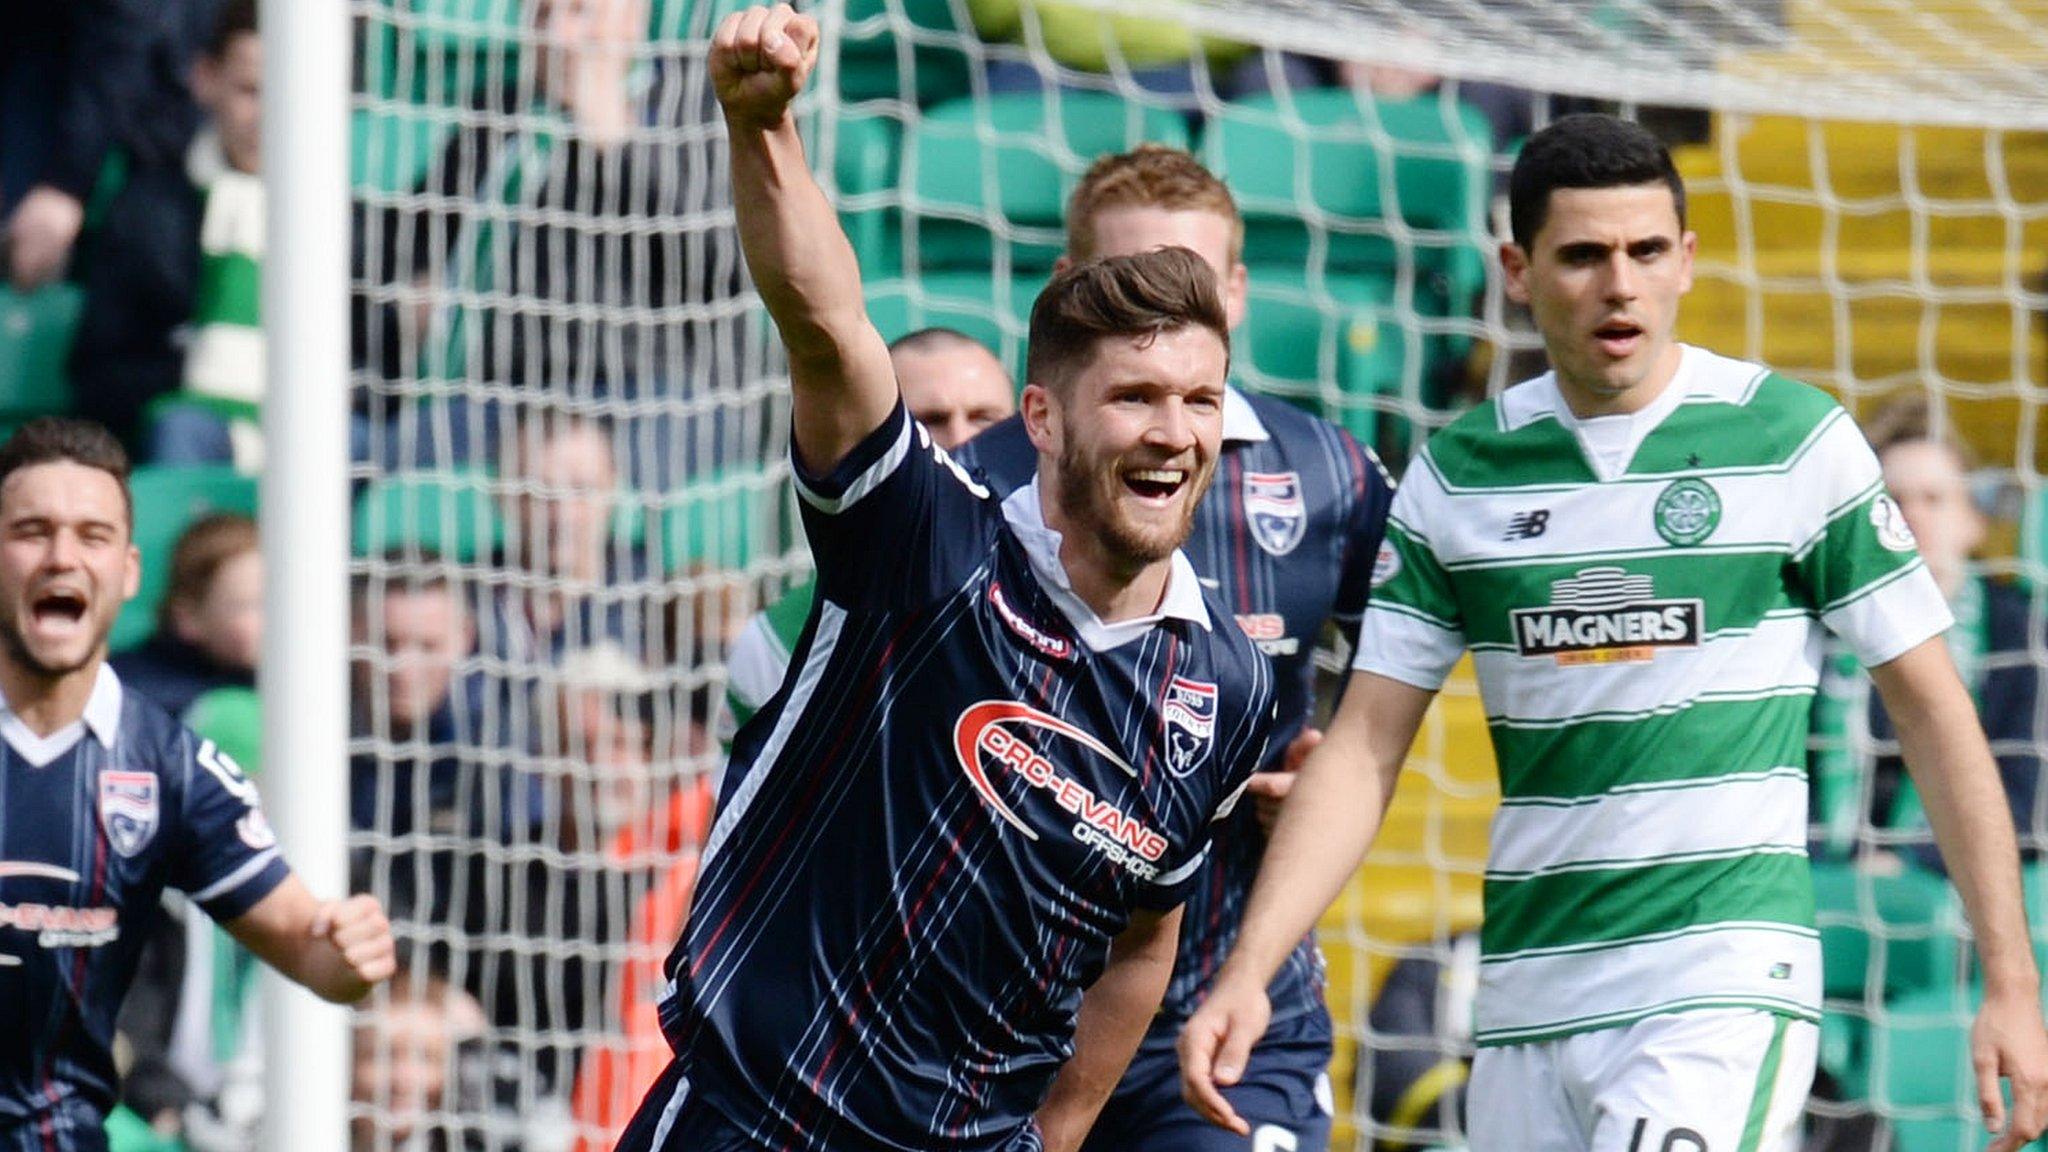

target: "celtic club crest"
[1653,478,1721,546]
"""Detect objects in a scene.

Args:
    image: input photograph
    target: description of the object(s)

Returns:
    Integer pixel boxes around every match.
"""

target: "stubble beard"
[1054,440,1204,571]
[0,609,98,682]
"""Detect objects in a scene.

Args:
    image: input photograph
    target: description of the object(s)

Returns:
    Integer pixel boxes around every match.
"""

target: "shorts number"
[1252,1126,1298,1152]
[1626,1119,1707,1152]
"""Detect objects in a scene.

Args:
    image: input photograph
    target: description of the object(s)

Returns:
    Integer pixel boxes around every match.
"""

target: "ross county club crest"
[1161,676,1218,779]
[98,771,160,858]
[1244,472,1306,557]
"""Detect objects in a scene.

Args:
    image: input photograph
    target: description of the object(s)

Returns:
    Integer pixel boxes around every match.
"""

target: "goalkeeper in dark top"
[614,5,1277,1152]
[0,417,395,1152]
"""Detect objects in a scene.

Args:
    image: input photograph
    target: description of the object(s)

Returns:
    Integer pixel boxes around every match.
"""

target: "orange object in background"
[570,775,715,1152]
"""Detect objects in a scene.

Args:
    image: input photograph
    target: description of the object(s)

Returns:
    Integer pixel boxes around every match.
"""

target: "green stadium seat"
[1205,89,1492,276]
[866,268,1045,380]
[115,466,259,653]
[352,469,501,562]
[1869,981,1985,1152]
[352,105,455,196]
[1206,89,1492,444]
[660,469,790,572]
[1812,860,1964,1002]
[0,284,82,422]
[184,687,264,777]
[838,0,975,106]
[908,92,1192,271]
[835,109,905,273]
[1238,267,1400,445]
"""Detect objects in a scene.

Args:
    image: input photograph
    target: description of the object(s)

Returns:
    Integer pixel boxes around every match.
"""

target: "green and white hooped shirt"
[1355,344,1952,1046]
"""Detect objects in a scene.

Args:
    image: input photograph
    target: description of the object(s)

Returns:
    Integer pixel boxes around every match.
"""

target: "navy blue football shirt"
[1,666,288,1151]
[956,386,1393,1032]
[656,402,1276,1152]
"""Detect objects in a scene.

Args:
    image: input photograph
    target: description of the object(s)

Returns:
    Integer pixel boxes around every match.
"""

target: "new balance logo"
[1503,510,1550,540]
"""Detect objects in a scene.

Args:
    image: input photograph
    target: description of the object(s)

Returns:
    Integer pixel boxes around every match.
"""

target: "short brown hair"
[1025,247,1230,398]
[1862,394,1979,469]
[159,513,259,633]
[0,417,133,526]
[1066,145,1243,264]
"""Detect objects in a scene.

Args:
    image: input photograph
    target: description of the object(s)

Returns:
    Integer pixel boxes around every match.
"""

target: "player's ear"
[1500,241,1533,305]
[1021,382,1059,454]
[121,543,141,603]
[1224,262,1249,330]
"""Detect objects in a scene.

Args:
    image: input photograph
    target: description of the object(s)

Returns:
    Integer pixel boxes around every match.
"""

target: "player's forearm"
[724,112,867,367]
[1225,745,1388,983]
[286,941,378,1004]
[1875,642,2041,997]
[1034,909,1180,1152]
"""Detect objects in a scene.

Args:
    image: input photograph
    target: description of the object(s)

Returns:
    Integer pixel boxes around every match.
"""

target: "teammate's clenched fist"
[710,4,820,129]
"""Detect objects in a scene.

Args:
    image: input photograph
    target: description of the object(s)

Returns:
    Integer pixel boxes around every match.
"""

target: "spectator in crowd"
[1810,396,2043,872]
[454,643,716,1133]
[478,411,649,689]
[66,0,264,453]
[112,510,261,716]
[3,1,221,285]
[349,568,491,840]
[350,968,489,1152]
[351,0,744,487]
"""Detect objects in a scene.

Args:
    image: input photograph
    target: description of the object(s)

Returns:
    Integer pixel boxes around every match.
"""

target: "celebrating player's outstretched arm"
[229,877,397,1003]
[711,3,896,476]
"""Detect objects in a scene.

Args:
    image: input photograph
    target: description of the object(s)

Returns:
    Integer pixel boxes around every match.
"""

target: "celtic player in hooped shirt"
[616,8,1277,1152]
[1183,114,2048,1152]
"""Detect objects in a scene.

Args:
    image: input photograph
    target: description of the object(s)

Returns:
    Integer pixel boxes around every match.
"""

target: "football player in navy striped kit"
[0,418,394,1152]
[956,146,1395,1152]
[616,7,1278,1152]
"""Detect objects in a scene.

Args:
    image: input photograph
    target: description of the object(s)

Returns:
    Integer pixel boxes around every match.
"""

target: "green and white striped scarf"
[180,129,266,469]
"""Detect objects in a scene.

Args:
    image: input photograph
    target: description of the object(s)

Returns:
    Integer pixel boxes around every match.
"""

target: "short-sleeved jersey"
[955,386,1392,1026]
[1355,346,1952,1046]
[1,666,288,1143]
[664,403,1276,1152]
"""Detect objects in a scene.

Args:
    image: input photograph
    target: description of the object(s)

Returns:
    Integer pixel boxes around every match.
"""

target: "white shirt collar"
[1222,385,1270,444]
[0,664,124,767]
[1000,478,1212,651]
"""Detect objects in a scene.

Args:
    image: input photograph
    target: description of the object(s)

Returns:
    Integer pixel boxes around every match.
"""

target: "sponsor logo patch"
[989,582,1072,660]
[1233,613,1298,657]
[1503,509,1551,540]
[1244,471,1306,556]
[952,701,1168,880]
[98,771,160,858]
[1510,567,1703,666]
[1161,677,1218,779]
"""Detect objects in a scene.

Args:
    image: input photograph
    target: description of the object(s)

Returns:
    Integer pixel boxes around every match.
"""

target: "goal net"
[337,0,2048,1150]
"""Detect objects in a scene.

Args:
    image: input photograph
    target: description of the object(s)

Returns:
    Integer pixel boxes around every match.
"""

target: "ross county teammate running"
[954,146,1392,1152]
[0,418,395,1152]
[1180,114,2048,1151]
[615,7,1277,1152]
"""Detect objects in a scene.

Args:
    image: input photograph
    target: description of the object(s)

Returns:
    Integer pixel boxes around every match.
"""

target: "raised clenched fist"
[710,4,821,131]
